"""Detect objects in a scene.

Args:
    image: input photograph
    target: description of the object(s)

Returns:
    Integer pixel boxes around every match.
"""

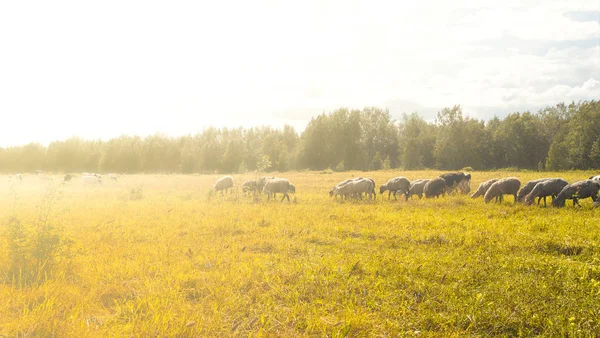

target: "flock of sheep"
[9,170,600,208]
[328,172,600,208]
[214,176,296,201]
[8,172,118,185]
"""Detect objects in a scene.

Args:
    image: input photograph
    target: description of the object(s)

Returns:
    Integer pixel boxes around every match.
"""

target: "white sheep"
[82,175,103,185]
[333,178,373,200]
[263,178,293,201]
[214,176,234,194]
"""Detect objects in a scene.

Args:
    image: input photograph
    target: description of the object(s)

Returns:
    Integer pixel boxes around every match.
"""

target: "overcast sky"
[1,0,598,146]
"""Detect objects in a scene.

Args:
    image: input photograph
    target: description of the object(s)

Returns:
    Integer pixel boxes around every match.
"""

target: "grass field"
[1,170,599,337]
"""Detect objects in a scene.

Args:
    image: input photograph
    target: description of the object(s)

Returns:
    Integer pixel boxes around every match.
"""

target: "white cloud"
[0,0,598,146]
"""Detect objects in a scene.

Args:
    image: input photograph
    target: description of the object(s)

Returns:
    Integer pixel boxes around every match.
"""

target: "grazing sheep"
[517,178,553,203]
[82,175,102,185]
[379,177,411,201]
[440,172,471,194]
[333,178,374,200]
[484,177,521,204]
[263,178,293,201]
[242,180,258,194]
[524,178,569,206]
[214,176,234,194]
[552,180,600,208]
[408,179,429,199]
[471,178,499,199]
[364,177,377,200]
[329,179,353,198]
[424,177,447,198]
[257,176,275,192]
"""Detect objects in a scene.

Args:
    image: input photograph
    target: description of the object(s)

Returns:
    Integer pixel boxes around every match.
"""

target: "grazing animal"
[257,177,276,192]
[484,177,521,204]
[552,180,600,208]
[517,178,553,203]
[408,179,429,199]
[471,178,499,199]
[109,174,118,182]
[242,180,258,194]
[82,175,102,185]
[330,179,354,198]
[524,178,569,206]
[364,178,377,200]
[379,177,411,201]
[214,176,234,194]
[263,178,293,201]
[424,177,447,198]
[333,178,374,200]
[440,172,471,194]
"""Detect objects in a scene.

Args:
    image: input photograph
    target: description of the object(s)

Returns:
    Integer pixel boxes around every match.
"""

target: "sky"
[0,0,598,147]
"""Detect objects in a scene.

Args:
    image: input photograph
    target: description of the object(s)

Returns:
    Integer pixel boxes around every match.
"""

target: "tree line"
[1,100,598,174]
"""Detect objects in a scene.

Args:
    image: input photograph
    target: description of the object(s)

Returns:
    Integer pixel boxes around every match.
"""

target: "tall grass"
[0,171,599,336]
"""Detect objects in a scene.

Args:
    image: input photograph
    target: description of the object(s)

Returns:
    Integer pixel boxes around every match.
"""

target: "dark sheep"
[440,172,471,194]
[379,177,411,201]
[408,179,429,199]
[471,178,499,199]
[524,178,569,207]
[424,177,447,198]
[552,180,600,208]
[517,178,553,203]
[484,177,521,204]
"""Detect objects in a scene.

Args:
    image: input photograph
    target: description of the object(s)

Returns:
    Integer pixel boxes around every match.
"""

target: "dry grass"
[1,170,599,336]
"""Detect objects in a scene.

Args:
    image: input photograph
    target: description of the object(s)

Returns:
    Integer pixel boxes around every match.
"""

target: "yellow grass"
[1,170,599,336]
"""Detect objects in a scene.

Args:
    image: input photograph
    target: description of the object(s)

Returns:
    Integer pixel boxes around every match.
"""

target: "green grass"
[1,171,599,336]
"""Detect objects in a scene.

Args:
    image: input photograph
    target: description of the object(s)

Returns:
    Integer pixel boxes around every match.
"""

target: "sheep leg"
[404,192,409,202]
[281,193,289,202]
[388,191,391,200]
[513,193,517,204]
[543,196,547,207]
[574,198,580,207]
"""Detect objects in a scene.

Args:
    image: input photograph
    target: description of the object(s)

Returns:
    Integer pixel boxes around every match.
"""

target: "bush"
[4,216,70,287]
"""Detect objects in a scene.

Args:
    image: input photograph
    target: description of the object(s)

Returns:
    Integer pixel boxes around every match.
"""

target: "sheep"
[82,175,102,185]
[257,176,275,192]
[379,177,411,201]
[214,176,234,194]
[517,178,553,203]
[109,173,118,182]
[242,180,258,194]
[523,178,569,207]
[333,178,374,200]
[471,178,499,199]
[329,179,354,198]
[408,179,429,199]
[484,177,521,204]
[364,177,377,200]
[440,172,471,194]
[424,177,447,198]
[552,180,600,208]
[263,178,293,201]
